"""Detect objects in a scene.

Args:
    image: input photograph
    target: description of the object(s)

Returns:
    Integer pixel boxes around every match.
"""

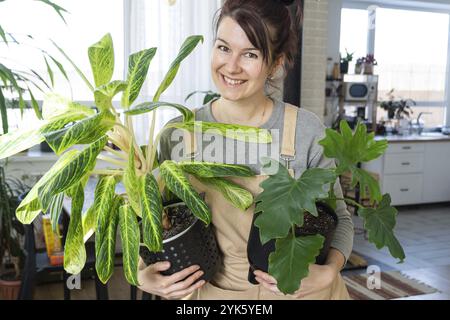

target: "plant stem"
[97,154,127,167]
[327,197,366,209]
[119,118,147,172]
[91,169,123,176]
[104,145,128,160]
[147,110,156,171]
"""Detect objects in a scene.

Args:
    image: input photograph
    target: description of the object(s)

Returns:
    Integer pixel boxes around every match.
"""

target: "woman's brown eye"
[218,45,229,52]
[245,52,258,59]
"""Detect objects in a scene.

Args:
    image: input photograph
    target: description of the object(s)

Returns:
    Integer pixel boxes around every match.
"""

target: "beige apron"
[183,104,350,300]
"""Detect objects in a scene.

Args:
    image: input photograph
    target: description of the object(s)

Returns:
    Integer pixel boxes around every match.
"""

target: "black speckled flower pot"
[139,202,222,282]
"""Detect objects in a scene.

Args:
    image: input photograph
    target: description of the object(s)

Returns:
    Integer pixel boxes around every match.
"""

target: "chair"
[18,208,109,300]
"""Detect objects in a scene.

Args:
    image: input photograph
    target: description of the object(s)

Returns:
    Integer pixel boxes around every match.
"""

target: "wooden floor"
[30,203,450,300]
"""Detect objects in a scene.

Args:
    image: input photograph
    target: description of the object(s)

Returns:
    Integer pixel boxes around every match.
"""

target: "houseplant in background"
[340,49,354,75]
[379,89,415,134]
[0,33,273,286]
[363,54,378,75]
[0,0,69,136]
[354,57,365,74]
[0,166,29,299]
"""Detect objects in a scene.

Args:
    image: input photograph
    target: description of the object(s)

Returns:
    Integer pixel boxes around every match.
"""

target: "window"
[375,8,449,127]
[340,8,368,70]
[340,4,450,127]
[0,0,124,102]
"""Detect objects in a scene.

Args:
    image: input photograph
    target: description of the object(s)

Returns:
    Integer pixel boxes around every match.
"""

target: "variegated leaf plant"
[0,33,271,285]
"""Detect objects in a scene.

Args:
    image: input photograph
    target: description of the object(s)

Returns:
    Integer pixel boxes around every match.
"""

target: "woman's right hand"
[137,258,206,300]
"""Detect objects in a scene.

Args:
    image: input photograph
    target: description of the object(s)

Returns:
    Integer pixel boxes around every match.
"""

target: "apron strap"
[183,108,199,159]
[280,104,298,170]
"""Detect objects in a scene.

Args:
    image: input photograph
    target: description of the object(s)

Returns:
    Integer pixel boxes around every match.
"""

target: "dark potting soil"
[296,206,336,236]
[162,204,197,240]
[0,272,20,281]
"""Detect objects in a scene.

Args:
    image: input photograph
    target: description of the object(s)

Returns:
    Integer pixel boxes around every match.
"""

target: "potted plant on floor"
[0,33,272,286]
[248,120,406,294]
[0,166,29,299]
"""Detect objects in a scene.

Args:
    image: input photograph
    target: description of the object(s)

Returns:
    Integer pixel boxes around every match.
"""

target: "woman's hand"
[254,264,339,298]
[137,258,206,300]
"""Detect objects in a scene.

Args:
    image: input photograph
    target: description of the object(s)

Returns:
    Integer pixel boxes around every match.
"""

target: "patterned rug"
[343,271,439,300]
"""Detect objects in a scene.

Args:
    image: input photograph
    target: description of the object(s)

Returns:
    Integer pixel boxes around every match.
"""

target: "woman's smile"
[220,73,248,88]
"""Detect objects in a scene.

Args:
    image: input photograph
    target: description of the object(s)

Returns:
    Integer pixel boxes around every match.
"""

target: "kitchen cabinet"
[362,138,450,206]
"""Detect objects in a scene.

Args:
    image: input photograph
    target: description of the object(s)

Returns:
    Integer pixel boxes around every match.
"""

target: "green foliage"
[255,158,336,244]
[1,32,270,285]
[255,120,405,294]
[319,120,387,202]
[358,194,405,262]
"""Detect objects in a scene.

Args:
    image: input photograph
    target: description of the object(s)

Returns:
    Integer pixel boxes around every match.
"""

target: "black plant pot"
[340,61,349,74]
[139,202,222,282]
[247,201,338,285]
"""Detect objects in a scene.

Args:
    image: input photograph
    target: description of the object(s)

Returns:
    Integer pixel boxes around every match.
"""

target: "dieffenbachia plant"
[0,33,272,285]
[255,120,406,294]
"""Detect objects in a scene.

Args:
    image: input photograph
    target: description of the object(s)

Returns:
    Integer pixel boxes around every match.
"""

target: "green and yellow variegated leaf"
[16,149,78,224]
[88,33,114,88]
[43,112,115,155]
[42,93,95,121]
[122,48,157,108]
[65,171,90,198]
[119,203,140,286]
[64,183,86,275]
[96,195,121,284]
[47,192,64,233]
[82,205,96,243]
[93,175,118,254]
[123,143,142,217]
[124,101,194,122]
[140,173,163,252]
[37,136,107,212]
[170,121,272,144]
[179,161,255,178]
[0,127,44,159]
[160,160,211,225]
[196,176,253,211]
[94,80,128,112]
[269,233,324,294]
[153,35,203,101]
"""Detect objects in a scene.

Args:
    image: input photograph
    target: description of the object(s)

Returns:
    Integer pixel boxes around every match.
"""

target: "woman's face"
[211,16,272,102]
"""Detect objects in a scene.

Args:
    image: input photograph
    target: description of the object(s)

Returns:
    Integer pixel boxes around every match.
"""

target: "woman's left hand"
[254,264,339,298]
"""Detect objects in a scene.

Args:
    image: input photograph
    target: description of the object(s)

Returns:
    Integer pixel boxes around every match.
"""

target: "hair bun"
[274,0,295,6]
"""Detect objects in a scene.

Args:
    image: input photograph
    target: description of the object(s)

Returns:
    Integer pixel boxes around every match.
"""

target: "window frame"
[343,0,450,126]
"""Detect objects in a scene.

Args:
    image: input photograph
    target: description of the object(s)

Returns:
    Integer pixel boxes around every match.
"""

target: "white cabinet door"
[383,174,423,206]
[423,142,450,203]
[384,153,424,174]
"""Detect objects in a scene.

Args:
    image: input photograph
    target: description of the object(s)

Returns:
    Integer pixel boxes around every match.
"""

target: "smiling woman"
[137,0,356,300]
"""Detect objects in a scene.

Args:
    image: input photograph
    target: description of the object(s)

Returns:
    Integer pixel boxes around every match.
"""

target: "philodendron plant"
[0,33,272,286]
[255,120,406,294]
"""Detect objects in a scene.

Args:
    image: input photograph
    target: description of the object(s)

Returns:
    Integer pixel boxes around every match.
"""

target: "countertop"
[375,132,450,143]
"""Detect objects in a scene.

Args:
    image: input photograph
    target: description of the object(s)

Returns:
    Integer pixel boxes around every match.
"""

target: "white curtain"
[124,0,222,146]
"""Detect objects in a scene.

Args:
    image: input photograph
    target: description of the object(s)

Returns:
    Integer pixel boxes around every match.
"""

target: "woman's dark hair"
[213,0,303,76]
